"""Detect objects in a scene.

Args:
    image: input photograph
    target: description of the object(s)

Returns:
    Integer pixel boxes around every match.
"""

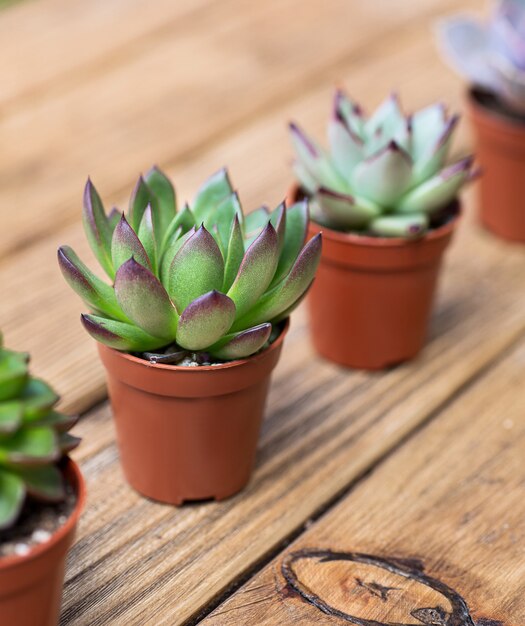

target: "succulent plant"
[58,167,321,361]
[289,90,475,238]
[437,1,525,115]
[0,334,79,530]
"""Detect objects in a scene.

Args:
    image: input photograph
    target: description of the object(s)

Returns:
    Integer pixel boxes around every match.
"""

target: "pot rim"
[468,86,525,131]
[101,318,290,373]
[0,457,85,571]
[309,212,460,249]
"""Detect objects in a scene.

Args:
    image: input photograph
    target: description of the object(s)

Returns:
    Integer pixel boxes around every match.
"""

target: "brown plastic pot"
[468,88,525,242]
[97,321,289,505]
[287,185,458,370]
[0,459,86,626]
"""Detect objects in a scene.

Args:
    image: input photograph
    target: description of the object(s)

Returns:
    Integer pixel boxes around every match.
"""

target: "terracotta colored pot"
[98,321,289,505]
[468,88,525,242]
[287,185,458,370]
[0,459,86,626]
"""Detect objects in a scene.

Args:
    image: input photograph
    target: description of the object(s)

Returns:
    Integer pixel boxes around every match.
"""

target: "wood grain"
[58,197,525,624]
[0,0,479,259]
[203,340,525,625]
[0,12,479,414]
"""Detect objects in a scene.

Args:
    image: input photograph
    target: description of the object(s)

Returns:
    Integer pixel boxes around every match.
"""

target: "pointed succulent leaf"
[0,401,23,434]
[112,214,151,271]
[168,226,224,313]
[128,175,152,231]
[58,432,81,455]
[160,226,193,284]
[0,351,28,402]
[0,426,58,465]
[114,258,178,339]
[83,179,114,278]
[21,379,59,420]
[244,206,270,246]
[234,233,322,330]
[223,216,245,292]
[144,166,176,234]
[176,291,236,351]
[289,123,348,192]
[365,93,405,138]
[328,117,363,178]
[269,202,287,256]
[398,157,474,215]
[370,214,429,238]
[227,223,279,319]
[271,284,311,324]
[334,89,365,137]
[30,410,78,432]
[316,188,380,230]
[57,246,128,321]
[81,314,167,352]
[413,115,459,183]
[138,205,158,275]
[0,470,25,531]
[352,141,413,205]
[213,192,243,250]
[108,207,121,232]
[209,323,272,360]
[16,464,65,502]
[271,200,309,287]
[411,103,448,160]
[160,204,195,253]
[192,168,234,224]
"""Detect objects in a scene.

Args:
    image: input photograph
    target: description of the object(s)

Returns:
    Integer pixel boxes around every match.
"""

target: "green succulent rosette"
[59,168,322,360]
[0,335,79,530]
[289,90,476,238]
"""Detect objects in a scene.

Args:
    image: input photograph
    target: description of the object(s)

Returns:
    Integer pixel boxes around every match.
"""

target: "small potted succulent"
[0,334,84,626]
[438,1,525,241]
[288,90,475,369]
[58,167,321,504]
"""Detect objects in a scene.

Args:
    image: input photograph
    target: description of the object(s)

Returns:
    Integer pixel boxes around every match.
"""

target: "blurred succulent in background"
[0,335,79,530]
[289,90,475,238]
[437,0,525,115]
[59,168,321,361]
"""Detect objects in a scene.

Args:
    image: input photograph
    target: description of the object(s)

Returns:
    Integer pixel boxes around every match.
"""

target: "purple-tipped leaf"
[138,204,158,274]
[213,192,243,250]
[233,233,322,330]
[328,117,363,178]
[222,216,244,292]
[168,225,224,312]
[413,115,459,183]
[209,323,272,360]
[352,141,413,204]
[316,188,380,230]
[398,156,474,214]
[82,178,114,278]
[114,258,178,339]
[270,200,309,287]
[270,202,287,255]
[176,291,236,351]
[112,214,151,271]
[58,246,128,321]
[128,175,152,231]
[227,222,279,318]
[81,313,167,352]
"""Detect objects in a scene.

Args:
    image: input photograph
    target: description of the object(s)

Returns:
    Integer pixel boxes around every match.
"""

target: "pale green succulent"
[290,91,476,238]
[59,168,321,362]
[0,334,79,530]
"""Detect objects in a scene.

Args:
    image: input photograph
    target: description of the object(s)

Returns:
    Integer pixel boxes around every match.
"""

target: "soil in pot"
[98,321,289,505]
[288,185,458,370]
[0,459,85,626]
[468,88,525,242]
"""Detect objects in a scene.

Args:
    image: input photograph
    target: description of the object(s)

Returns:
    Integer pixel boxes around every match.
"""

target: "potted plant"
[0,334,85,626]
[437,1,525,242]
[58,167,321,504]
[287,90,475,370]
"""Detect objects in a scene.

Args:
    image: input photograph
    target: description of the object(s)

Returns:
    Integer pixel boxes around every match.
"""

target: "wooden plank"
[202,342,525,625]
[0,21,478,413]
[57,196,525,623]
[0,0,212,111]
[0,0,478,259]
